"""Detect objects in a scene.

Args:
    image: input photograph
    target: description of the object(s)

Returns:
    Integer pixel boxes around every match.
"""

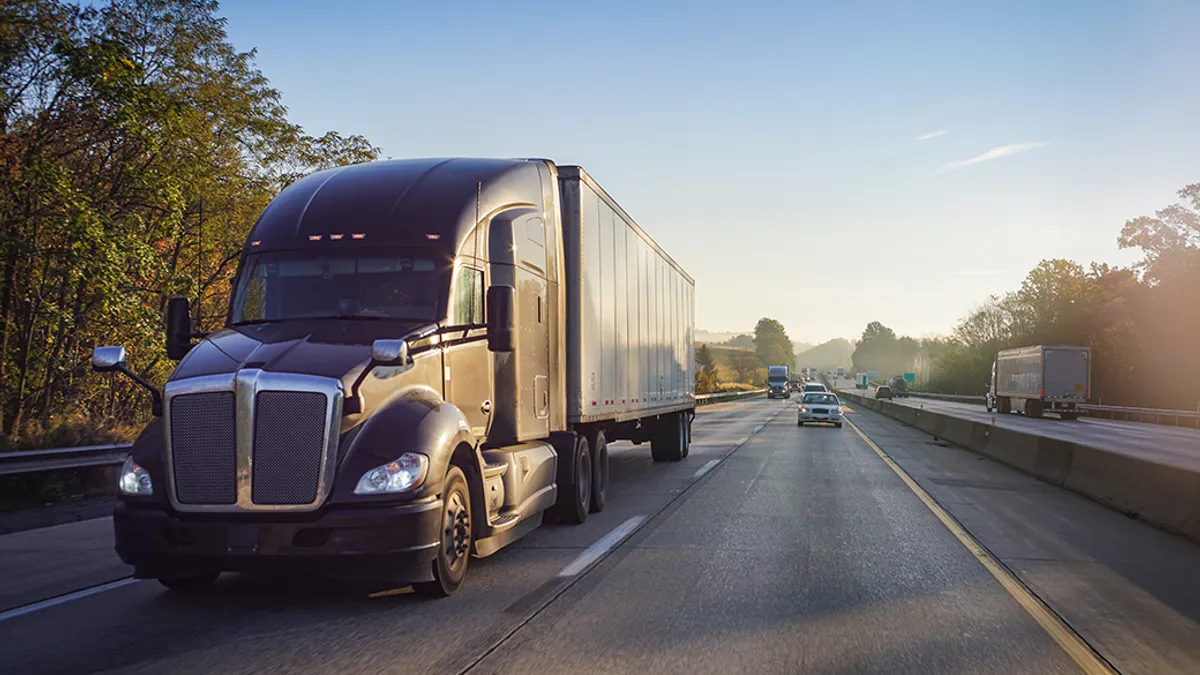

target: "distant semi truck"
[986,345,1090,420]
[856,372,868,389]
[767,365,791,399]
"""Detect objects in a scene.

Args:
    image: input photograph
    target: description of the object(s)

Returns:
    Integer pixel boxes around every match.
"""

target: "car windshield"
[230,249,446,323]
[803,394,838,405]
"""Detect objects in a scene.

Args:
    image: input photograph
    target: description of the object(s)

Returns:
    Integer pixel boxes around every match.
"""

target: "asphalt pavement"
[1,397,1198,674]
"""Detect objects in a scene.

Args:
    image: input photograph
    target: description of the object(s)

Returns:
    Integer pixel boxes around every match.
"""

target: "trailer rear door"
[1043,348,1089,399]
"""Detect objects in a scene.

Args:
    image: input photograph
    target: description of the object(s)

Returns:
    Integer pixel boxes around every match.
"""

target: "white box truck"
[986,345,1090,420]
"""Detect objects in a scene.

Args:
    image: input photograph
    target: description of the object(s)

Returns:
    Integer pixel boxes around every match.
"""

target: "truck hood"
[169,319,436,383]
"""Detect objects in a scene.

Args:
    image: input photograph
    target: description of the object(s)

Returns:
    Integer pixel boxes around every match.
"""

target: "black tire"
[1027,400,1044,419]
[835,422,843,428]
[650,413,685,462]
[553,435,592,524]
[158,570,219,592]
[589,430,608,514]
[414,466,472,598]
[797,419,803,427]
[998,397,1012,415]
[1060,412,1079,421]
[680,413,691,459]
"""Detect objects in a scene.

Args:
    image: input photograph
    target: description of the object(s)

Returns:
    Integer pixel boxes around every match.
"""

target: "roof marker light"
[308,235,323,242]
[329,233,344,241]
[250,240,262,247]
[351,233,366,240]
[426,233,441,240]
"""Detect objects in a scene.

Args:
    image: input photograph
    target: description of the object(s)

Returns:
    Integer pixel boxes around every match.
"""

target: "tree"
[0,0,380,442]
[695,344,719,393]
[728,349,760,384]
[752,317,793,369]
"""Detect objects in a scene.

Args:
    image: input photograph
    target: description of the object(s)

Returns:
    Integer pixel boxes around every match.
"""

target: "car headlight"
[798,407,808,413]
[354,453,429,495]
[118,456,153,496]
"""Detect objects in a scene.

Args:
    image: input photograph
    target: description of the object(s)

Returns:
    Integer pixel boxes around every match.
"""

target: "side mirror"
[345,339,412,415]
[486,285,515,352]
[371,339,410,366]
[165,296,193,361]
[90,346,162,416]
[92,346,127,373]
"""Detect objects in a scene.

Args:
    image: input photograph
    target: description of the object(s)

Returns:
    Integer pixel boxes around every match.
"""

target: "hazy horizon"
[219,0,1200,345]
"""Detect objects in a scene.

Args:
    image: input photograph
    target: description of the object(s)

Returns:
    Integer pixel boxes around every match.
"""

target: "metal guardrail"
[0,392,768,477]
[900,391,1200,428]
[0,443,132,477]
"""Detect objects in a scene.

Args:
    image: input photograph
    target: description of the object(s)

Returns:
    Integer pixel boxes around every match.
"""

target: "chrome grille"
[170,392,237,505]
[251,391,328,505]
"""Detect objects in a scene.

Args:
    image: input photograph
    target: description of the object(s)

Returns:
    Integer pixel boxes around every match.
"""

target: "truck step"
[489,513,521,532]
[483,462,508,479]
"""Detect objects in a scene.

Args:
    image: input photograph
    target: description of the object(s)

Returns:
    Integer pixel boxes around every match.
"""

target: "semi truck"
[856,372,868,389]
[767,365,791,398]
[985,345,1090,420]
[92,158,696,597]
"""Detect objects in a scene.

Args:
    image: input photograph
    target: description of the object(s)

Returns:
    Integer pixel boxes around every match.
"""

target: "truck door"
[445,263,492,440]
[516,215,551,440]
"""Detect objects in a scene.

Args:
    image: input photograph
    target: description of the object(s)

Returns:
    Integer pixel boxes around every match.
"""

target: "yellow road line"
[844,416,1114,675]
[368,587,413,598]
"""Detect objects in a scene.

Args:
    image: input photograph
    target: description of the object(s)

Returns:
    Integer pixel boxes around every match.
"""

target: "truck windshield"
[231,249,446,324]
[767,367,788,382]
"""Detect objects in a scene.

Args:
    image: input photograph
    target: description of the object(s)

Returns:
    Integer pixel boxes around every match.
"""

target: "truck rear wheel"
[1027,400,1044,419]
[414,466,472,598]
[553,435,591,525]
[589,430,608,514]
[651,413,686,462]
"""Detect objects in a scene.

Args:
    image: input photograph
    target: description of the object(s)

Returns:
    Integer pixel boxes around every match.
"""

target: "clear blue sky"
[219,0,1200,344]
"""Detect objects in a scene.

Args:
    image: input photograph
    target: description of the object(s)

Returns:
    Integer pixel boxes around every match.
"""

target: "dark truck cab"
[95,158,696,596]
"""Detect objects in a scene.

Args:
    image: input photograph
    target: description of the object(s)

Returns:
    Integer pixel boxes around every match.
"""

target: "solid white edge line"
[0,577,140,623]
[693,459,721,478]
[556,516,646,578]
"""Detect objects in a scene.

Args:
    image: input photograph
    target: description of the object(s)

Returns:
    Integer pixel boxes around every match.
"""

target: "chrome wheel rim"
[443,489,470,572]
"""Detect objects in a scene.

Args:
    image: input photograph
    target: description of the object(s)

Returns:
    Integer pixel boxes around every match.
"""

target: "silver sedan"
[797,392,843,428]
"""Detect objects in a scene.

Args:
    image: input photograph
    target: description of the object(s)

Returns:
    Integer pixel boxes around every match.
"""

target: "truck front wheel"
[414,466,472,598]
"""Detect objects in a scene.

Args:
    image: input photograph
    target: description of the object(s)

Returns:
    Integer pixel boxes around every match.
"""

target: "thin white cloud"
[938,142,1048,173]
[914,129,949,141]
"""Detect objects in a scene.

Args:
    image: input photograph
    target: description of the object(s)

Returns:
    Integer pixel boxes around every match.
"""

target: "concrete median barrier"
[837,388,1200,544]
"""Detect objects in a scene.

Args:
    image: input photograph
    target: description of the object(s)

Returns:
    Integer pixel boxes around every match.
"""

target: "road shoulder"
[846,404,1200,674]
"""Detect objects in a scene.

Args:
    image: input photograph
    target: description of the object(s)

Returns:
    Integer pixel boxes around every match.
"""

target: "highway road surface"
[2,397,1199,674]
[836,380,1200,472]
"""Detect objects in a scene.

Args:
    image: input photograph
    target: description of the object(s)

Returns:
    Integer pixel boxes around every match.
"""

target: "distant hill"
[792,340,814,356]
[696,330,743,344]
[795,338,854,370]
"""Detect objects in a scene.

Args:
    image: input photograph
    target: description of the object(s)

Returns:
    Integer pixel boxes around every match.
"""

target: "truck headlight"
[354,453,429,495]
[798,407,808,413]
[118,457,153,496]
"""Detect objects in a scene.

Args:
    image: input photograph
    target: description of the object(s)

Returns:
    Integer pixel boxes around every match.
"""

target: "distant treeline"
[850,183,1200,410]
[0,1,379,448]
